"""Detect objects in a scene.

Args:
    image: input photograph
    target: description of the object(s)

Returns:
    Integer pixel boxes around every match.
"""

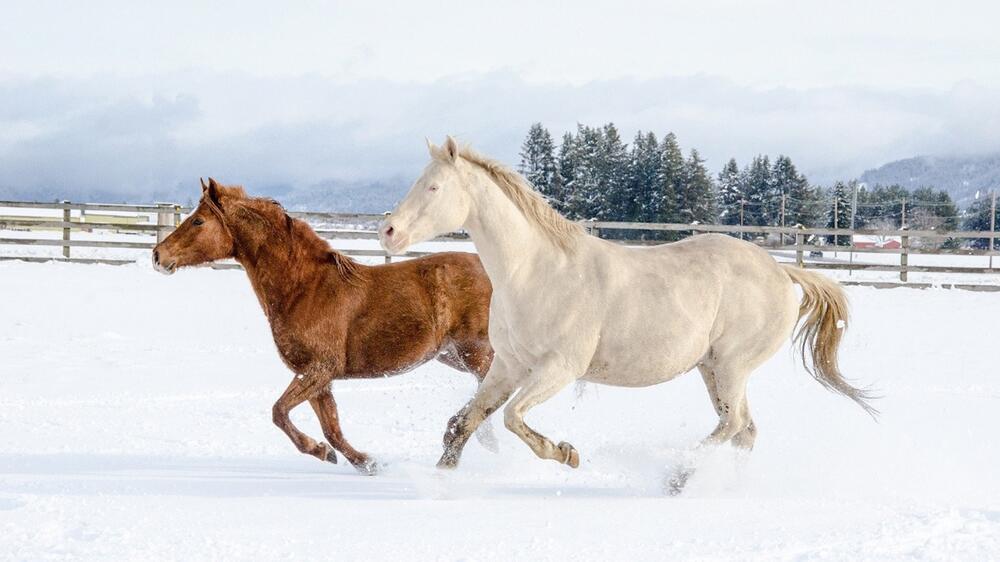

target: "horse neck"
[231,216,330,318]
[462,169,561,286]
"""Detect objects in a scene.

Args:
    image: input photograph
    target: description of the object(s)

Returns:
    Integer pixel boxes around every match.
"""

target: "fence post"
[62,201,71,258]
[173,204,182,227]
[384,254,391,264]
[156,203,174,243]
[900,232,909,282]
[795,226,804,267]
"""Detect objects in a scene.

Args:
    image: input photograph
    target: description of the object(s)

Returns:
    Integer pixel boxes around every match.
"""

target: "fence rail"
[1,200,997,288]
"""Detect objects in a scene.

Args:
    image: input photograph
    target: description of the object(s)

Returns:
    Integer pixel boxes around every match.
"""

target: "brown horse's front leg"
[272,372,337,463]
[310,388,378,475]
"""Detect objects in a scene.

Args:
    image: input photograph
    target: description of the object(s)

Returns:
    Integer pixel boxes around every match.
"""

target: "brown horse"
[152,178,494,474]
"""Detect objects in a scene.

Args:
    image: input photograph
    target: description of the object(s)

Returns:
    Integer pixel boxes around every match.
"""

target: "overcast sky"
[2,0,999,200]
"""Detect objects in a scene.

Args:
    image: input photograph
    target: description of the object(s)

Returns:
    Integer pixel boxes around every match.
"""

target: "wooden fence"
[1,200,997,289]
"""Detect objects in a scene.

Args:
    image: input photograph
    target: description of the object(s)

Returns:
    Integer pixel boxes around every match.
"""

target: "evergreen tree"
[827,181,853,245]
[623,131,660,224]
[717,158,744,226]
[770,155,822,227]
[554,132,579,216]
[678,149,716,224]
[963,194,1000,249]
[518,123,557,197]
[655,132,684,224]
[565,124,604,219]
[743,155,773,225]
[595,123,629,221]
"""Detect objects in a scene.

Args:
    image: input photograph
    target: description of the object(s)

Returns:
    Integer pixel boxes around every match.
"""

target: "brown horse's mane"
[225,191,367,286]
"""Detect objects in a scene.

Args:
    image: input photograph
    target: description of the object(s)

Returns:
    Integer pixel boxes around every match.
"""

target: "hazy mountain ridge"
[0,179,408,214]
[860,154,1000,205]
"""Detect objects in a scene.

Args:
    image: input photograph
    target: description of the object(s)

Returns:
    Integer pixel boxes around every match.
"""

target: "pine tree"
[518,123,558,197]
[595,123,629,221]
[771,155,821,227]
[625,131,660,224]
[743,155,773,225]
[827,181,853,245]
[963,194,1000,249]
[679,149,716,224]
[554,132,578,216]
[717,158,744,226]
[655,132,684,224]
[565,124,604,219]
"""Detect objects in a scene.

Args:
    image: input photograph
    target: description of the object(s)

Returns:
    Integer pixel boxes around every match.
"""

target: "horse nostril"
[153,249,160,264]
[385,226,395,237]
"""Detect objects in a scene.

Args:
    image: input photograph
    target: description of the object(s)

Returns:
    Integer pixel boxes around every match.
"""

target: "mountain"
[859,154,1000,206]
[0,178,408,214]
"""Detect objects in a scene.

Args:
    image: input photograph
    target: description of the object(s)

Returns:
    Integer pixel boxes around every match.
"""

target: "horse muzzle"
[378,223,411,256]
[152,249,177,275]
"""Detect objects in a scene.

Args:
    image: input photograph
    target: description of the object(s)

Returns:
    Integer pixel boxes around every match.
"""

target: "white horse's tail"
[782,265,878,417]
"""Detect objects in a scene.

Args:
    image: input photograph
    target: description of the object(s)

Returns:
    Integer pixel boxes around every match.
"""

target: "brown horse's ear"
[443,135,460,163]
[200,177,209,192]
[207,177,223,208]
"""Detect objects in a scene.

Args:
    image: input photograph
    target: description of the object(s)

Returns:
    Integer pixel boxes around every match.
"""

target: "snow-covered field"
[1,258,998,560]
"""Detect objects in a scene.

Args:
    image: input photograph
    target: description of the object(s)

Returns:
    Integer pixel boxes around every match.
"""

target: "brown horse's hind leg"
[272,372,337,464]
[309,389,378,475]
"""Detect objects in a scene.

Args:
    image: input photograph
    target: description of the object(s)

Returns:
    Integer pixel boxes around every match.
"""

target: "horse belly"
[582,321,711,387]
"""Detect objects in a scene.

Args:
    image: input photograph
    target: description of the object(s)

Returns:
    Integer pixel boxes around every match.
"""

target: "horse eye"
[192,217,204,226]
[429,185,439,192]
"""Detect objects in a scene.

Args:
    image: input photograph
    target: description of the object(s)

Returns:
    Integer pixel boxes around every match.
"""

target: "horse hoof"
[325,449,338,464]
[436,452,459,470]
[354,458,379,476]
[558,442,579,468]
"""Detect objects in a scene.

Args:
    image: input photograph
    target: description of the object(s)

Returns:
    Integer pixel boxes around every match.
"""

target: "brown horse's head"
[152,178,244,274]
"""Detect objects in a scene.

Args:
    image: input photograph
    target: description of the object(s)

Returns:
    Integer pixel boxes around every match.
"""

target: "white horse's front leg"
[437,356,520,469]
[503,358,581,468]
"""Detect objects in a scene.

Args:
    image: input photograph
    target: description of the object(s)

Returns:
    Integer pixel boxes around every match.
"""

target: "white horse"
[380,136,875,472]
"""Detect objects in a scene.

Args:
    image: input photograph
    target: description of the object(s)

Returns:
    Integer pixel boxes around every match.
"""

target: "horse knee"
[271,403,287,427]
[503,405,521,433]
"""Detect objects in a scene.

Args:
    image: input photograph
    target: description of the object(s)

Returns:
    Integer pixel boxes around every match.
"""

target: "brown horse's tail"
[782,265,878,418]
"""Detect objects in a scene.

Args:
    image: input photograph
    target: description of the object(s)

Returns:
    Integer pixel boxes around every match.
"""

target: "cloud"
[1,72,998,206]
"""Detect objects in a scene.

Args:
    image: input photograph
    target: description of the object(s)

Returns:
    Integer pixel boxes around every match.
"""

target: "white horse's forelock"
[432,143,585,253]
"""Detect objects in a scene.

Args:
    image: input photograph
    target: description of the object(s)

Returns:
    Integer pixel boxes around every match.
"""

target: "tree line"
[518,122,973,244]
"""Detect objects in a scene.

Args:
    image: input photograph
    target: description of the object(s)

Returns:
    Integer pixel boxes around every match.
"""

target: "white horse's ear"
[444,135,459,163]
[426,137,438,157]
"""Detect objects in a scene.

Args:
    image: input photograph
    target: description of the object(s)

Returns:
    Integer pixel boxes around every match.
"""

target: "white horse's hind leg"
[731,398,758,450]
[698,364,757,449]
[698,364,752,447]
[503,367,580,468]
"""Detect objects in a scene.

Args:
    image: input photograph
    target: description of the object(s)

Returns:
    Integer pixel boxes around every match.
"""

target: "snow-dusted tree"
[743,155,773,225]
[826,181,853,245]
[594,123,629,221]
[655,132,684,224]
[678,149,716,224]
[565,124,604,219]
[622,131,660,224]
[518,123,558,197]
[963,194,1000,248]
[554,131,579,216]
[717,158,744,226]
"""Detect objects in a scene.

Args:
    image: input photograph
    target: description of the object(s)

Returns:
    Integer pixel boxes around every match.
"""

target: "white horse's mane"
[436,145,585,252]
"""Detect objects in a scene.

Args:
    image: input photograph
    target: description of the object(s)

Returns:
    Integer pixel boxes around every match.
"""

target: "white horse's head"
[380,136,472,255]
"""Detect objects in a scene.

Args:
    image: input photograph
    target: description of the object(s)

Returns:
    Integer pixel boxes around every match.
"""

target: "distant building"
[853,234,902,249]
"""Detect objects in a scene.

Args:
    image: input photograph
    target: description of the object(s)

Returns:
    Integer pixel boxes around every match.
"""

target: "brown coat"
[153,179,493,473]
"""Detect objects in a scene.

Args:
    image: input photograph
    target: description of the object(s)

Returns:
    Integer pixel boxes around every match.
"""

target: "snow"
[1,259,998,560]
